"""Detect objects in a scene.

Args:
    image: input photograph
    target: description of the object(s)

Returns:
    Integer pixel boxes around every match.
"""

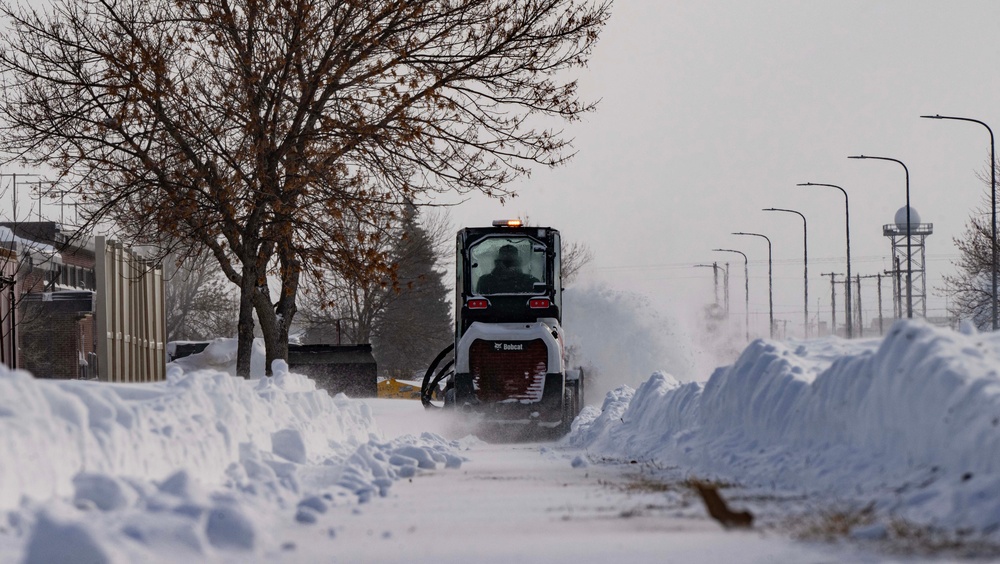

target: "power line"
[594,254,959,272]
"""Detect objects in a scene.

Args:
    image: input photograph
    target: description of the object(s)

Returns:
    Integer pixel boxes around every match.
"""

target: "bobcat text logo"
[493,342,524,351]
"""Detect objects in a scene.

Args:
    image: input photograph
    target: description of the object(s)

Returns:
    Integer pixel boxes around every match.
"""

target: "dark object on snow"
[288,344,377,398]
[691,481,754,529]
[170,342,210,361]
[168,342,377,397]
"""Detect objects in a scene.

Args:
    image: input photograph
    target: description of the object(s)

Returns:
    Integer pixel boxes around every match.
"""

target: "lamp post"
[800,183,853,337]
[714,248,748,341]
[849,155,913,318]
[733,232,773,338]
[920,114,996,330]
[763,207,808,338]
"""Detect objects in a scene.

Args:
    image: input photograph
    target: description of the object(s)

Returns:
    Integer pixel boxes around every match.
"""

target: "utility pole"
[723,262,730,316]
[816,296,821,334]
[877,273,884,335]
[822,273,840,337]
[889,257,903,319]
[0,173,39,223]
[32,180,57,223]
[693,263,721,307]
[712,261,719,305]
[860,274,885,336]
[855,274,863,338]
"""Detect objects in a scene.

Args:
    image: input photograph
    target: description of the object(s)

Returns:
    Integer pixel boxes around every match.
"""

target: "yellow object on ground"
[377,378,423,400]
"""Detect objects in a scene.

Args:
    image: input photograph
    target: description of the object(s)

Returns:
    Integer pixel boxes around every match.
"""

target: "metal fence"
[95,236,165,382]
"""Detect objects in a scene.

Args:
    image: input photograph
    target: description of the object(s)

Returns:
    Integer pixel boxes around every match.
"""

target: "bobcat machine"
[421,220,584,438]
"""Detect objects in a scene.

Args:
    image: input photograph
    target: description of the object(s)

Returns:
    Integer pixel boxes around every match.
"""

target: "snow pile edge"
[0,362,375,510]
[569,320,1000,532]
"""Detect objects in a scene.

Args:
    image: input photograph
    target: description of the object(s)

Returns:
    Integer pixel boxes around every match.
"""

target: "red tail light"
[528,298,550,309]
[468,298,489,309]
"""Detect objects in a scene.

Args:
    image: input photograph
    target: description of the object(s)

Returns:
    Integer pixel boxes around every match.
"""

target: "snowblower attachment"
[422,220,584,439]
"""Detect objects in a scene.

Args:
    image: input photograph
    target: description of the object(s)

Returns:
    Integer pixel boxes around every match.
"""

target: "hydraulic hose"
[421,343,455,408]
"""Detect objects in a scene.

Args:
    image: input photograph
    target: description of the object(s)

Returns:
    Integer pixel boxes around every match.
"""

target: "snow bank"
[569,320,1000,534]
[168,337,268,378]
[0,343,463,561]
[0,363,373,510]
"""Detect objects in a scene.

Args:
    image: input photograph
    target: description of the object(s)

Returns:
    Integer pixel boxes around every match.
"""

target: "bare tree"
[296,213,398,346]
[942,195,995,328]
[0,0,611,377]
[297,269,385,346]
[164,249,237,341]
[562,240,594,286]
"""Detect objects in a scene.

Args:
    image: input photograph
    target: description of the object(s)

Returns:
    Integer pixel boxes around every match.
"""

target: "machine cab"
[456,220,562,338]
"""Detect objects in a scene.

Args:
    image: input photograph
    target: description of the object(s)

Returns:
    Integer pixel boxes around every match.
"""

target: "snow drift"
[569,320,1000,534]
[0,341,463,562]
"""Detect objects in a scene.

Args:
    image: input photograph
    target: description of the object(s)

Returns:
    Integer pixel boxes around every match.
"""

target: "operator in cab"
[477,244,539,294]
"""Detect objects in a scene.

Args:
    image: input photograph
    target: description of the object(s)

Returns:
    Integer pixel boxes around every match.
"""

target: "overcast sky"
[444,0,1000,338]
[4,1,998,342]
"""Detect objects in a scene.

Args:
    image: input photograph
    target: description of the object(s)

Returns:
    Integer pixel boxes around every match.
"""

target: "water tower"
[883,206,933,318]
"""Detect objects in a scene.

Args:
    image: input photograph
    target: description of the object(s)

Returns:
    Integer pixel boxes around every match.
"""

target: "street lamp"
[849,155,913,318]
[798,182,852,338]
[714,248,748,341]
[733,232,773,339]
[920,114,996,330]
[763,207,808,338]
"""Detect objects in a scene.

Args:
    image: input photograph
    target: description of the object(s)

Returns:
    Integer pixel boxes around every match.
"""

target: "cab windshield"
[470,237,546,295]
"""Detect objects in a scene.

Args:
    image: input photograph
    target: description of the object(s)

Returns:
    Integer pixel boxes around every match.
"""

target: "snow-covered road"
[282,399,854,564]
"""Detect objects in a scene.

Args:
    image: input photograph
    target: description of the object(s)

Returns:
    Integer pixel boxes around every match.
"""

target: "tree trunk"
[254,288,279,377]
[273,267,298,369]
[254,307,291,376]
[236,273,256,379]
[253,256,300,376]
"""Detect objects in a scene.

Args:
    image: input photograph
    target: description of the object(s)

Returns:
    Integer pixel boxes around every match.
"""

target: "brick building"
[0,222,97,379]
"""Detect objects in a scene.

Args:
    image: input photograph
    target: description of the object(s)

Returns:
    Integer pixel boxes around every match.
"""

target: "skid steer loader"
[421,220,584,437]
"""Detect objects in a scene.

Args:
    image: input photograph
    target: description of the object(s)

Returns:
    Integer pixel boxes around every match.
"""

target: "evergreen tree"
[372,209,453,379]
